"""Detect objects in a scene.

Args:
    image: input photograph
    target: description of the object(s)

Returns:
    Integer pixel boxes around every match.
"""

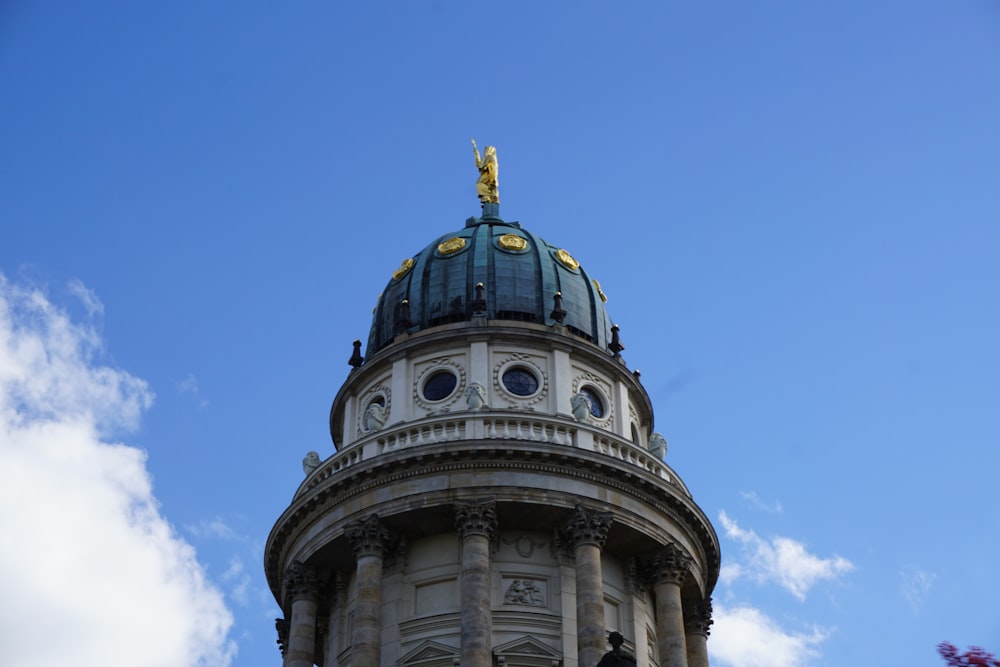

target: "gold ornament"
[392,257,415,280]
[471,138,499,204]
[498,234,528,251]
[437,237,467,255]
[592,279,608,302]
[555,249,580,270]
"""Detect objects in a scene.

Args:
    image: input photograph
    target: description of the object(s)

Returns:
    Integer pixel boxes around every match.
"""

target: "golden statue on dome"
[471,138,499,204]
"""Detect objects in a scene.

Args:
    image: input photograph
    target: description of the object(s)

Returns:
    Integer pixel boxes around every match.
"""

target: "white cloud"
[740,490,783,513]
[900,565,935,613]
[67,278,104,317]
[187,516,241,541]
[176,372,209,408]
[0,276,235,667]
[719,511,854,600]
[710,604,829,667]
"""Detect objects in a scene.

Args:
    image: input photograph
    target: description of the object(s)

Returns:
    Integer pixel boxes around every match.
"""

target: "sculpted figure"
[465,382,488,411]
[364,403,387,432]
[648,432,668,458]
[471,138,499,204]
[596,631,637,667]
[302,451,321,476]
[571,392,592,423]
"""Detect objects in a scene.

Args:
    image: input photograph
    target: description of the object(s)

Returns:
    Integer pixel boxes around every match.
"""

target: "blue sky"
[1,2,998,666]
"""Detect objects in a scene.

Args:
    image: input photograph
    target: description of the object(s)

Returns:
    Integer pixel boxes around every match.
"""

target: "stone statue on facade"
[364,402,387,432]
[648,432,667,458]
[464,382,488,411]
[596,631,636,667]
[471,138,499,204]
[571,392,592,422]
[302,450,321,476]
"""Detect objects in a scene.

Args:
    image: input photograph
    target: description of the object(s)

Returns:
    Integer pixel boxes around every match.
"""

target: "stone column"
[684,597,713,667]
[324,573,347,667]
[346,515,393,667]
[455,498,497,667]
[564,504,613,667]
[649,544,692,667]
[283,560,325,667]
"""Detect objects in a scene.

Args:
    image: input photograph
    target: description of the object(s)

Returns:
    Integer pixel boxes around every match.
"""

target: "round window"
[422,371,458,401]
[368,396,386,408]
[580,386,605,418]
[502,367,539,396]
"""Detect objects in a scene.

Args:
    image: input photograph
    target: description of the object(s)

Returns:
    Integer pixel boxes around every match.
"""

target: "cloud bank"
[0,276,235,667]
[710,604,827,667]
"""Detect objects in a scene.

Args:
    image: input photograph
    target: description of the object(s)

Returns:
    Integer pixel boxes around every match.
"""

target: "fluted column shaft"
[346,516,392,667]
[455,499,497,667]
[283,561,324,667]
[565,505,613,667]
[684,597,713,667]
[649,545,692,667]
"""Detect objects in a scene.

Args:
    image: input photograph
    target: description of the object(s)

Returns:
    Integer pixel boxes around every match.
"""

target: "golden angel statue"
[471,138,499,204]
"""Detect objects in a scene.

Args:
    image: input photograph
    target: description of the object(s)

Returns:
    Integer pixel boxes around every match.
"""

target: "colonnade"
[276,504,713,667]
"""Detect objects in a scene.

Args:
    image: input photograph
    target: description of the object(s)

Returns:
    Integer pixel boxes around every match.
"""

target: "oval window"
[422,371,458,401]
[502,367,539,396]
[580,386,605,418]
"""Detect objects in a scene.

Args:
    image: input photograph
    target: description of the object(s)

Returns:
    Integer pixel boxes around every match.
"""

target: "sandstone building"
[265,192,719,667]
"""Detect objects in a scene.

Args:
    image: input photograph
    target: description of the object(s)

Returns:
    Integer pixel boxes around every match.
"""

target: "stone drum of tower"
[265,199,720,667]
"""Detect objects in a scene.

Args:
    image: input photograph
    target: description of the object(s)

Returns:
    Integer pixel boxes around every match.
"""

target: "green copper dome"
[366,212,614,359]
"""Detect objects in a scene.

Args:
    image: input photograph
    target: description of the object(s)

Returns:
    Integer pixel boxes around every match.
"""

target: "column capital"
[454,497,497,540]
[275,617,289,657]
[346,514,394,559]
[646,543,693,586]
[684,597,714,637]
[283,560,326,605]
[563,504,613,549]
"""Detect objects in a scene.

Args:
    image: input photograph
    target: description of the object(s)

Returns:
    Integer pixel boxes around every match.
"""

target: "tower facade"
[265,197,719,667]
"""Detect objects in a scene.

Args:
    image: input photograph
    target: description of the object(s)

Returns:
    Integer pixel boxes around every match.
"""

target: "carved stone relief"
[502,578,547,607]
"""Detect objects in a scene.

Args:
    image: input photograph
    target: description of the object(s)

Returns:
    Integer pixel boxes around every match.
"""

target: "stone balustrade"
[296,412,690,499]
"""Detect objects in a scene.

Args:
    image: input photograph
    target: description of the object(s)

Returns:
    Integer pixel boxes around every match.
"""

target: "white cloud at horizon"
[719,511,854,601]
[0,276,235,667]
[709,604,829,667]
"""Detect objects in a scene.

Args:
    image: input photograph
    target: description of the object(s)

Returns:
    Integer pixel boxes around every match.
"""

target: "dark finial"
[609,323,625,356]
[472,282,486,313]
[348,339,363,369]
[396,299,412,332]
[632,368,641,382]
[550,291,567,323]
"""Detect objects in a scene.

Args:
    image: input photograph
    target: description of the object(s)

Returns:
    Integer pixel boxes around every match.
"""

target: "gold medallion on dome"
[555,248,580,270]
[592,279,608,302]
[498,234,528,251]
[392,257,415,280]
[437,237,467,255]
